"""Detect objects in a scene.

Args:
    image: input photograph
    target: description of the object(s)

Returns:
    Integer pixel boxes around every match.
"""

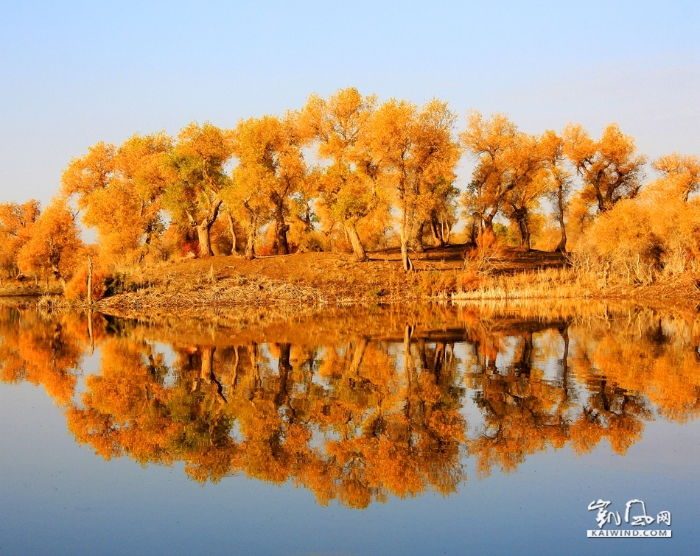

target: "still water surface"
[0,302,699,555]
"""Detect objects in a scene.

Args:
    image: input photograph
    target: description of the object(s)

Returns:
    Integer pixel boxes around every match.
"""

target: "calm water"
[0,302,699,555]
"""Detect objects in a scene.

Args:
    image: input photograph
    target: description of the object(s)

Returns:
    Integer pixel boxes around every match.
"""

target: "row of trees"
[1,87,699,284]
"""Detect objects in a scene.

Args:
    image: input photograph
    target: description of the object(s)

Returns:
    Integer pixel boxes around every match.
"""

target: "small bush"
[458,270,479,291]
[103,271,138,296]
[464,230,505,274]
[64,265,106,302]
[577,194,700,285]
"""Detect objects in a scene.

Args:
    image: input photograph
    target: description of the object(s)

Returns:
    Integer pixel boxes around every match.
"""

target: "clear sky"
[1,0,698,205]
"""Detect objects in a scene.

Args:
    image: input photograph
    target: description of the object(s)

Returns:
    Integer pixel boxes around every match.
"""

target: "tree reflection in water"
[1,302,699,508]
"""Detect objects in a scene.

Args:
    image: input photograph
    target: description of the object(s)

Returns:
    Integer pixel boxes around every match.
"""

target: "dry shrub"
[291,230,328,253]
[464,230,505,273]
[532,220,564,251]
[419,269,480,296]
[419,271,455,296]
[577,192,700,284]
[459,270,479,291]
[64,264,107,302]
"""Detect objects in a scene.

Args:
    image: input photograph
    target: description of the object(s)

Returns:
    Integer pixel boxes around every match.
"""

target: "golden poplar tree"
[652,153,700,201]
[540,130,573,252]
[17,198,84,284]
[563,123,647,212]
[371,98,459,270]
[229,113,310,256]
[165,122,233,258]
[301,88,384,261]
[460,111,520,236]
[61,133,173,265]
[461,112,554,250]
[0,200,40,278]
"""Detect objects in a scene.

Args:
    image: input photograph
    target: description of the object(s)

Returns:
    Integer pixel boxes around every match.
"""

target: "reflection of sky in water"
[1,305,699,555]
[1,381,698,556]
[153,341,179,389]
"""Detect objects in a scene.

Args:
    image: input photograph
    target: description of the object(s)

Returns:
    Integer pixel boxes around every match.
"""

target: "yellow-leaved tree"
[228,113,310,257]
[498,133,552,251]
[165,123,233,258]
[61,133,173,266]
[563,123,647,212]
[17,198,84,285]
[460,111,520,237]
[0,200,40,278]
[651,153,700,202]
[301,88,387,261]
[461,112,555,250]
[371,98,460,270]
[540,130,573,252]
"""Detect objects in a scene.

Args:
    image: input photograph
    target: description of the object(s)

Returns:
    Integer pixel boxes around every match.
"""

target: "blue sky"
[1,0,698,204]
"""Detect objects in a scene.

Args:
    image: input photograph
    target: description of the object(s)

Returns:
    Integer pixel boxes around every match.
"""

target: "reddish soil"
[139,244,566,285]
[101,244,567,305]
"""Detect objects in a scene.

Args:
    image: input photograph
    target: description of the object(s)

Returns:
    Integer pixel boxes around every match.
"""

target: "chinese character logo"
[587,499,672,538]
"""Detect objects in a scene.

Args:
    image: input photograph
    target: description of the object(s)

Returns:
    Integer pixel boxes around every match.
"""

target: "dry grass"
[95,251,429,308]
[6,244,700,310]
[97,272,328,310]
[0,280,62,298]
[450,265,700,302]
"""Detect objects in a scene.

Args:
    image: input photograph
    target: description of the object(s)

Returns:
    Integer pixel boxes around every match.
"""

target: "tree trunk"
[551,184,567,252]
[403,324,414,380]
[517,214,531,250]
[200,347,226,403]
[430,212,447,247]
[443,219,451,244]
[87,310,94,356]
[511,207,531,250]
[86,256,93,306]
[555,203,567,252]
[226,212,237,255]
[558,324,570,400]
[348,337,369,376]
[400,227,414,272]
[344,220,367,262]
[274,343,292,409]
[243,203,258,260]
[200,347,215,382]
[411,221,425,253]
[596,189,611,213]
[196,198,223,257]
[245,228,256,260]
[272,197,289,255]
[513,332,533,377]
[197,224,213,257]
[303,202,314,231]
[468,221,478,245]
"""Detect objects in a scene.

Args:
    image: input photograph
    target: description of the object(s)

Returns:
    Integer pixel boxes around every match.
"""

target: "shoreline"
[2,248,698,312]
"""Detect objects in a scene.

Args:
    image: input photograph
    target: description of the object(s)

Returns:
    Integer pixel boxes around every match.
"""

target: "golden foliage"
[61,133,173,267]
[301,88,387,261]
[563,123,647,212]
[578,191,700,283]
[371,98,460,270]
[63,261,107,302]
[652,153,700,202]
[2,91,699,299]
[0,199,40,278]
[165,123,233,258]
[227,113,310,258]
[16,198,84,283]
